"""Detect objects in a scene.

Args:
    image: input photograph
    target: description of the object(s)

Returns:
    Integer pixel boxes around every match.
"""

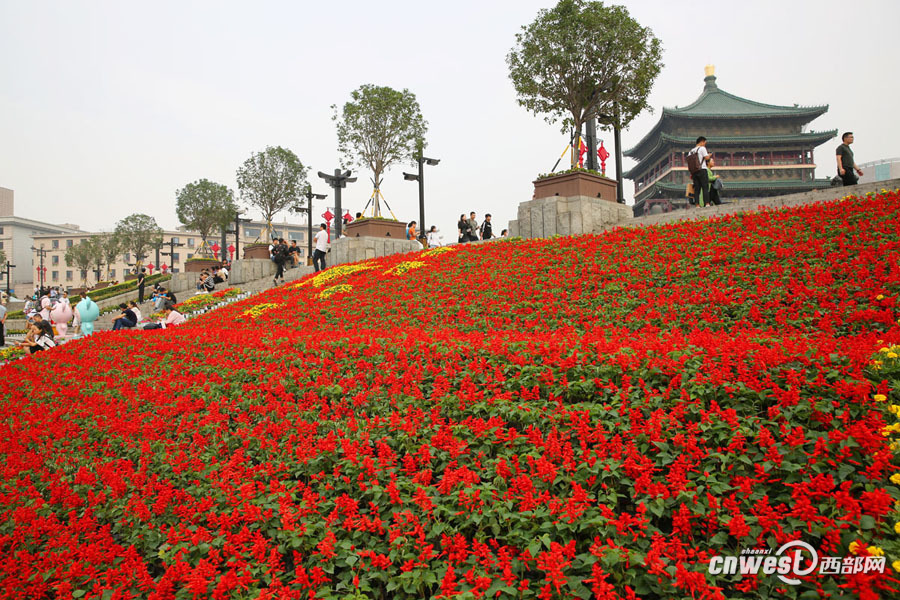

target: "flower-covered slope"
[2,192,900,599]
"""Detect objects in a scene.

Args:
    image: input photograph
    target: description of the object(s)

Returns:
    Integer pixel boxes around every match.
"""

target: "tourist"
[128,301,142,324]
[112,302,137,330]
[289,240,300,267]
[219,264,229,280]
[480,214,494,240]
[197,272,215,293]
[457,214,468,244]
[466,212,479,242]
[500,229,508,238]
[59,290,70,306]
[137,268,147,303]
[406,221,418,241]
[427,226,442,248]
[688,136,710,208]
[836,132,864,186]
[152,287,167,310]
[143,301,186,330]
[706,157,723,206]
[272,238,289,286]
[313,223,328,272]
[17,322,41,354]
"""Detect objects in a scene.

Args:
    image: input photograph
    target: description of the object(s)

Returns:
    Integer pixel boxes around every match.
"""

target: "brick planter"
[533,171,618,202]
[344,218,408,239]
[243,243,271,260]
[184,258,221,273]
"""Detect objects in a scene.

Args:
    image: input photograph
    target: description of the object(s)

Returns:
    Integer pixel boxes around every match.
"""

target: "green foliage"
[536,166,607,180]
[97,233,122,280]
[333,84,428,192]
[64,240,94,286]
[175,179,237,246]
[236,146,308,243]
[507,0,663,140]
[85,273,170,302]
[0,248,5,265]
[114,214,163,271]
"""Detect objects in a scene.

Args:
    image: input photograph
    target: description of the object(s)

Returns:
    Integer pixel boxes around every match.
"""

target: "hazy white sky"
[1,0,897,237]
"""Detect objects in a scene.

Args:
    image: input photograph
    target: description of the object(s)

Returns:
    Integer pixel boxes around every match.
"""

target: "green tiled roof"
[623,130,837,177]
[626,75,829,160]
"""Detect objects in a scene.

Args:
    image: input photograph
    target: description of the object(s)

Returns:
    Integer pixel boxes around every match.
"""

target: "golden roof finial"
[704,64,715,77]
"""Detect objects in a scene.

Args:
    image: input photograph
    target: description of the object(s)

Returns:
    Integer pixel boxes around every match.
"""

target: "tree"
[64,240,94,287]
[333,84,428,211]
[97,233,122,280]
[175,179,237,255]
[0,248,5,265]
[236,147,308,243]
[507,0,663,165]
[114,214,163,272]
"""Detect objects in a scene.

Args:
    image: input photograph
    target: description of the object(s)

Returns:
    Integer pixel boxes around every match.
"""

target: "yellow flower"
[889,352,898,359]
[422,246,454,257]
[877,294,885,300]
[384,260,426,276]
[295,264,376,288]
[318,283,353,299]
[894,560,900,573]
[241,302,280,319]
[889,405,900,415]
[849,541,861,554]
[874,394,887,402]
[894,522,900,535]
[868,546,884,557]
[891,473,900,485]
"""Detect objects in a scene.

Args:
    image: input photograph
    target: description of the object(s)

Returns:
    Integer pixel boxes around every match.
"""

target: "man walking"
[272,238,289,286]
[313,224,329,272]
[467,212,479,242]
[480,214,494,240]
[688,137,710,208]
[836,132,864,186]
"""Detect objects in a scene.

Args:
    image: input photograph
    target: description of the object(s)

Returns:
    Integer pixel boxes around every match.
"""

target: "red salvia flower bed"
[2,192,900,599]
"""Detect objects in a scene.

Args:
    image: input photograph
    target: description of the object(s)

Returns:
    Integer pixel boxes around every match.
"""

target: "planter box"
[184,258,221,273]
[533,170,618,203]
[243,243,271,260]
[344,218,408,240]
[90,282,112,291]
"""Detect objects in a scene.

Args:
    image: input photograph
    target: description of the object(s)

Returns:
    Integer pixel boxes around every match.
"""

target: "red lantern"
[343,211,353,224]
[161,263,169,273]
[598,141,610,176]
[147,263,155,275]
[211,242,220,256]
[321,209,334,223]
[228,244,235,260]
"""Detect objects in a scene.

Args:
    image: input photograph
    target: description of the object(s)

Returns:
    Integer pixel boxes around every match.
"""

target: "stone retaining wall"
[330,236,422,266]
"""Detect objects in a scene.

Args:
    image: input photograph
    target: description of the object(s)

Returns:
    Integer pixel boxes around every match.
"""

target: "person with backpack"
[406,221,418,241]
[687,136,711,208]
[272,238,289,286]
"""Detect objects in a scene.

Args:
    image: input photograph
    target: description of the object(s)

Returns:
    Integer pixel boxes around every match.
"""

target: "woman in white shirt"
[427,226,442,248]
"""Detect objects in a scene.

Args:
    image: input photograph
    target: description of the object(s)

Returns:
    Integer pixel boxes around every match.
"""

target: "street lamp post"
[30,245,48,292]
[403,154,440,239]
[224,211,252,260]
[292,186,327,262]
[161,237,185,272]
[317,169,357,238]
[1,260,15,296]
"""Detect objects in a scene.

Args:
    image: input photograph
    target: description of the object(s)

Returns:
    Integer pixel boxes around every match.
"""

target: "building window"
[188,238,195,247]
[172,253,180,263]
[0,227,4,234]
[66,239,73,248]
[66,270,73,281]
[244,228,260,238]
[187,253,193,260]
[52,256,59,266]
[52,271,59,281]
[124,253,131,263]
[52,239,59,249]
[110,269,116,279]
[171,237,180,244]
[289,231,304,241]
[0,241,3,249]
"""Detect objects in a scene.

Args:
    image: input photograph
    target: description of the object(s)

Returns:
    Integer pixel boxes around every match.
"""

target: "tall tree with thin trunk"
[333,84,427,211]
[236,147,308,243]
[175,179,238,255]
[97,233,122,280]
[507,0,663,166]
[65,240,94,287]
[114,214,163,272]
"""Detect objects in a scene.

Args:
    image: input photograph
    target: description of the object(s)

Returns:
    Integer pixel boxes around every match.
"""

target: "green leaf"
[860,515,876,530]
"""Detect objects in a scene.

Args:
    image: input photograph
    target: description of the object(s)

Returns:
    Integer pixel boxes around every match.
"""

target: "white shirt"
[314,230,329,252]
[131,307,142,322]
[427,231,442,247]
[692,145,709,170]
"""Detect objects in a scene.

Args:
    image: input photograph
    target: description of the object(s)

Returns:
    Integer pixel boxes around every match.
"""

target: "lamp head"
[425,157,440,166]
[403,172,419,181]
[314,193,327,200]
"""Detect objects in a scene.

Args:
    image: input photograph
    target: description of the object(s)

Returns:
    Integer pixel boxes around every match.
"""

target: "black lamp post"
[161,237,185,272]
[292,186,327,261]
[224,211,252,260]
[403,154,440,238]
[30,244,48,292]
[317,169,357,238]
[1,260,15,296]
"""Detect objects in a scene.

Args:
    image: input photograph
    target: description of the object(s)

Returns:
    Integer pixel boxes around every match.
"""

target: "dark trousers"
[709,184,721,206]
[112,317,136,331]
[313,250,326,272]
[692,170,710,207]
[138,283,145,303]
[274,261,285,280]
[840,170,858,186]
[0,323,4,347]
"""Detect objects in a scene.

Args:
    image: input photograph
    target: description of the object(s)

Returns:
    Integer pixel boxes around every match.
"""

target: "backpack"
[686,149,702,175]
